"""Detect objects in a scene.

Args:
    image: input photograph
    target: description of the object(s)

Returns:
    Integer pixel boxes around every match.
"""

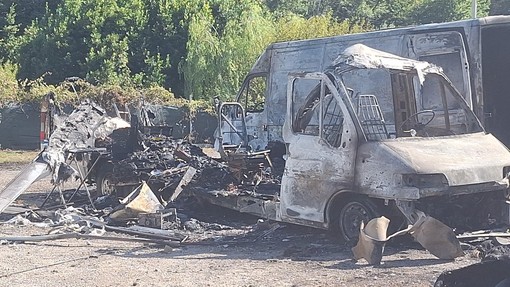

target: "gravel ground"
[0,165,480,287]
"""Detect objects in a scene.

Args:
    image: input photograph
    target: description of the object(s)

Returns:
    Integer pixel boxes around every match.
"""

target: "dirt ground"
[0,165,480,287]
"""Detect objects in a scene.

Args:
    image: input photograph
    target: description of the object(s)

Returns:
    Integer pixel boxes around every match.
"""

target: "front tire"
[336,198,379,242]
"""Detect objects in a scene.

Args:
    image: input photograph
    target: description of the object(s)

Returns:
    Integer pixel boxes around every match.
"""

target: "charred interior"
[416,190,509,232]
[482,24,510,146]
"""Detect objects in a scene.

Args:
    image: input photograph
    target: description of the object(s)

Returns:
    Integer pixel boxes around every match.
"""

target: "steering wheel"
[400,110,436,132]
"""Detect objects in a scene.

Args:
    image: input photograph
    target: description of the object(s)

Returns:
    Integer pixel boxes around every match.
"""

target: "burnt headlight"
[402,173,448,188]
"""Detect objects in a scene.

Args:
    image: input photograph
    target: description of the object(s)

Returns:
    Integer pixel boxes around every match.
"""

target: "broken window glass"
[292,78,322,136]
[322,94,344,147]
[291,78,345,145]
[410,73,482,136]
[420,73,461,111]
[239,75,267,113]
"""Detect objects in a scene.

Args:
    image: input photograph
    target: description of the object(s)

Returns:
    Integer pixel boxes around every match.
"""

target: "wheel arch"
[324,189,360,229]
[324,190,384,229]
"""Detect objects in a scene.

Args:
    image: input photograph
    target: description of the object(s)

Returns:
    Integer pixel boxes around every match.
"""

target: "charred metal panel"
[253,34,409,149]
[407,31,472,107]
[280,138,355,223]
[280,73,359,224]
[0,160,50,213]
[268,46,325,127]
[355,132,510,199]
[249,48,271,75]
[193,190,281,221]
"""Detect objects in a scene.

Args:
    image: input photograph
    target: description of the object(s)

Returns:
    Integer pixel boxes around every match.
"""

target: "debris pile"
[433,232,510,287]
[47,101,130,183]
[108,130,280,201]
[0,99,286,250]
[0,101,130,213]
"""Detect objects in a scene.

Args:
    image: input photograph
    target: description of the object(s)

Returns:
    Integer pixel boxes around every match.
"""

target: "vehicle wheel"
[95,164,116,196]
[337,198,379,242]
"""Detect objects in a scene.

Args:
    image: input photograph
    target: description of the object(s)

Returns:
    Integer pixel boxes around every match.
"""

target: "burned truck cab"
[281,44,510,240]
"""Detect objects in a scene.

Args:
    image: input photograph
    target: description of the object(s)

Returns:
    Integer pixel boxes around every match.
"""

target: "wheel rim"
[100,174,116,195]
[340,201,372,241]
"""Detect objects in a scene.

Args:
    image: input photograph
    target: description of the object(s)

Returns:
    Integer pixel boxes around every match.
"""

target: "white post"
[189,93,193,142]
[471,0,477,18]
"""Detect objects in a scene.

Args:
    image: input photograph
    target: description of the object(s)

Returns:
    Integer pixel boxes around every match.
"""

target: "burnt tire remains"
[336,198,380,242]
[95,163,116,196]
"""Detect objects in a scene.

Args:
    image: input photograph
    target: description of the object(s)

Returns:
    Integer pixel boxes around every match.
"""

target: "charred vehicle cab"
[209,44,510,241]
[283,44,510,240]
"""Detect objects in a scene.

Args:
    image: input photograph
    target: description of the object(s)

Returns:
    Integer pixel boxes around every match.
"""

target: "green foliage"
[274,13,367,42]
[86,33,132,86]
[0,62,19,103]
[267,0,490,28]
[48,80,179,107]
[183,0,275,100]
[0,5,20,62]
[264,0,313,17]
[409,0,490,25]
[0,0,501,107]
[183,2,369,101]
[10,0,175,89]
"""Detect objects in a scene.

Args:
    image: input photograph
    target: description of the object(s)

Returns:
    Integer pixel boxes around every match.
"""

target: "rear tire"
[95,163,116,196]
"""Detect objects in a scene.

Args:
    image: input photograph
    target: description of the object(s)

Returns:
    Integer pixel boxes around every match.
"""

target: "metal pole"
[188,93,193,142]
[471,0,477,18]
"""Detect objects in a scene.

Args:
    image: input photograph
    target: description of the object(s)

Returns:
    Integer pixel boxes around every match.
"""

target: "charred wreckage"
[0,45,509,283]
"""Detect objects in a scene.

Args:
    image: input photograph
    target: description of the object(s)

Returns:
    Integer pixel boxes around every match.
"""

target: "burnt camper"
[210,41,510,241]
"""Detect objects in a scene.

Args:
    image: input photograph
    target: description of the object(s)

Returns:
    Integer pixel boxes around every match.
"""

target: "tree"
[409,0,490,25]
[264,0,313,17]
[13,0,176,88]
[182,0,368,101]
[0,62,18,102]
[0,5,21,62]
[183,0,275,100]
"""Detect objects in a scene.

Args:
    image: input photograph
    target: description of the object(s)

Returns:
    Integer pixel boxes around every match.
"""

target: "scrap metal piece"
[109,182,164,220]
[138,208,177,229]
[169,166,197,202]
[352,216,412,265]
[457,231,510,240]
[0,232,180,246]
[352,213,462,264]
[352,217,390,265]
[106,225,187,242]
[496,237,510,246]
[0,157,51,213]
[409,212,464,260]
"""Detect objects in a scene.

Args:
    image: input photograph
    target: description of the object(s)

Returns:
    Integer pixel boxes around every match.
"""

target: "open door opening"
[482,25,510,146]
